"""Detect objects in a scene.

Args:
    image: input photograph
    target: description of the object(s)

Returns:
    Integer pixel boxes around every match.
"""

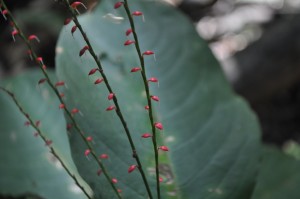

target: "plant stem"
[61,1,154,199]
[0,87,92,199]
[122,2,161,198]
[0,2,122,198]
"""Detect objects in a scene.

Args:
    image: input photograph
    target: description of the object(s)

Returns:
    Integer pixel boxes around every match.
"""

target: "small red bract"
[84,149,91,156]
[148,77,158,83]
[117,189,122,193]
[55,81,65,87]
[131,67,141,72]
[97,169,102,176]
[71,108,79,114]
[64,18,72,25]
[28,34,40,43]
[141,133,152,138]
[106,105,115,111]
[88,68,98,75]
[111,178,118,184]
[159,177,163,182]
[86,136,93,141]
[45,140,52,146]
[145,105,149,110]
[132,11,143,16]
[71,25,77,35]
[94,78,104,84]
[24,121,30,126]
[67,123,72,130]
[114,2,123,9]
[35,120,41,127]
[124,40,135,46]
[38,78,47,85]
[158,146,169,151]
[99,154,109,159]
[108,93,114,100]
[126,28,133,36]
[151,95,160,102]
[71,1,87,9]
[154,122,163,130]
[143,50,154,55]
[36,57,43,63]
[128,165,137,173]
[59,104,65,109]
[79,45,89,56]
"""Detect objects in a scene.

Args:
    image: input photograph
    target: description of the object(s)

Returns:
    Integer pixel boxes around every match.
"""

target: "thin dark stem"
[62,1,153,199]
[122,2,161,198]
[0,87,92,199]
[0,2,122,198]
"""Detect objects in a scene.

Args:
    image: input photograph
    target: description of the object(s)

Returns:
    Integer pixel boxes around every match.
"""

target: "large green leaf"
[252,146,300,199]
[56,0,261,198]
[0,70,89,199]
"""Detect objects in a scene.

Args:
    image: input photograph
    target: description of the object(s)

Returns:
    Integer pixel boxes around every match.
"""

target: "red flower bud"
[28,34,40,43]
[71,108,79,114]
[159,177,163,182]
[64,18,72,25]
[94,78,104,84]
[114,2,123,9]
[128,165,137,173]
[106,105,115,111]
[143,50,154,55]
[88,68,98,75]
[79,45,89,56]
[126,28,133,36]
[108,93,114,100]
[132,11,143,16]
[71,25,77,35]
[100,154,109,159]
[117,189,122,193]
[154,122,163,130]
[38,78,47,85]
[84,149,91,156]
[148,77,158,83]
[151,95,159,102]
[55,81,65,87]
[71,1,87,9]
[145,105,149,110]
[111,178,118,184]
[131,67,141,72]
[141,133,152,138]
[124,40,135,46]
[158,146,169,151]
[59,104,65,109]
[1,9,8,20]
[86,136,93,141]
[36,57,43,64]
[11,30,18,41]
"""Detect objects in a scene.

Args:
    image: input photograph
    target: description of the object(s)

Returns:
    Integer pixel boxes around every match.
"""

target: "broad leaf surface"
[0,70,89,199]
[56,0,261,198]
[252,146,300,199]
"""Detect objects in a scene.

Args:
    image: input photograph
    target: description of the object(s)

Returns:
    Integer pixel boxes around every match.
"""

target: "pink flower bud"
[86,136,93,141]
[71,108,79,114]
[36,57,43,64]
[159,177,163,182]
[55,81,65,87]
[124,40,135,46]
[111,178,118,184]
[108,93,114,100]
[126,28,132,36]
[117,189,122,193]
[79,45,89,56]
[97,169,102,176]
[88,68,98,75]
[24,121,31,126]
[158,146,169,151]
[106,105,115,111]
[151,95,159,102]
[143,50,154,55]
[131,67,141,72]
[148,77,158,83]
[64,18,72,25]
[145,105,149,110]
[2,9,8,20]
[141,133,152,138]
[132,11,143,16]
[128,165,137,173]
[84,149,91,156]
[28,35,40,43]
[42,65,47,70]
[71,1,87,10]
[71,25,77,35]
[94,78,104,84]
[114,2,123,9]
[11,30,18,41]
[38,78,47,84]
[154,122,163,130]
[100,154,109,159]
[59,104,65,109]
